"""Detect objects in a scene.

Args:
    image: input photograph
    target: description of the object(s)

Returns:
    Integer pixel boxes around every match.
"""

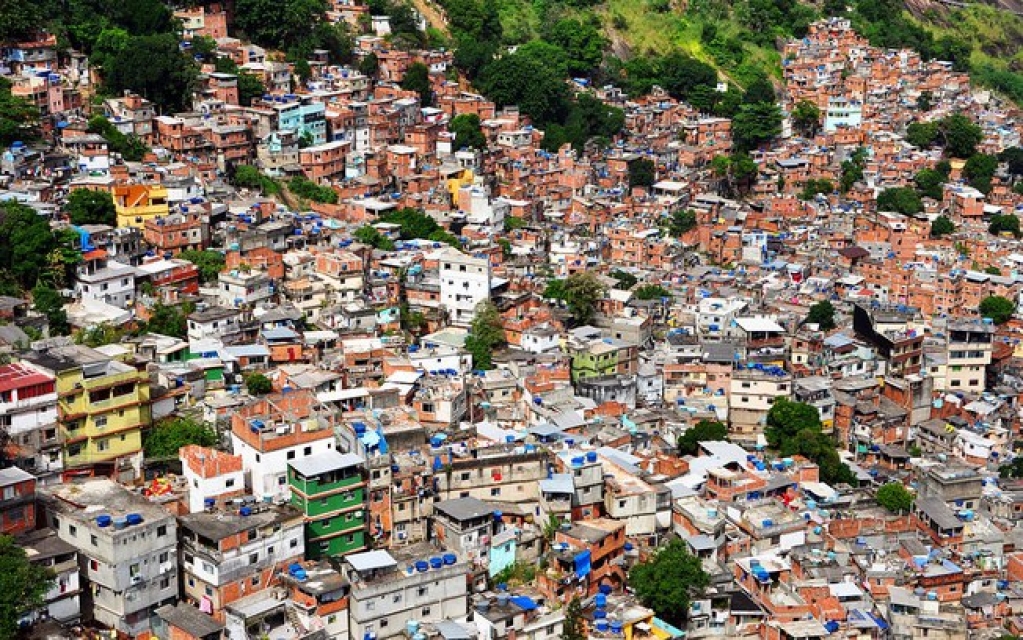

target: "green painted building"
[288,450,368,559]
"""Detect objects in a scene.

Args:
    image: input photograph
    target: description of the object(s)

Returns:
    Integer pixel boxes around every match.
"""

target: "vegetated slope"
[483,0,1023,99]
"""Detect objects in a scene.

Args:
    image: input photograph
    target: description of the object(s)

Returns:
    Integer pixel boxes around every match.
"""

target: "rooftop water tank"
[96,515,112,528]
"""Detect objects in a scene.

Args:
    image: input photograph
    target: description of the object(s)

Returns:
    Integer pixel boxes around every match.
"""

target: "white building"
[230,413,338,502]
[344,547,470,640]
[0,362,61,481]
[179,445,245,513]
[76,260,136,309]
[437,247,492,327]
[728,368,792,444]
[19,529,82,626]
[695,297,747,340]
[41,479,178,637]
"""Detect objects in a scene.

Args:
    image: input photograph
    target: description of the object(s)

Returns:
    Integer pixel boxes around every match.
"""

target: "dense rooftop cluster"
[6,4,1023,640]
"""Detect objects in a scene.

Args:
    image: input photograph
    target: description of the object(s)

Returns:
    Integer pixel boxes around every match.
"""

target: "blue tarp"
[574,550,591,579]
[510,596,537,611]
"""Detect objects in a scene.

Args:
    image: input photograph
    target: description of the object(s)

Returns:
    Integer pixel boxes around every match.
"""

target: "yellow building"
[25,344,151,480]
[112,183,169,228]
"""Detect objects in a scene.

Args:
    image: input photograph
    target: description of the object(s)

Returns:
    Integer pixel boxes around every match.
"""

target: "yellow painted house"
[25,344,151,480]
[112,183,169,228]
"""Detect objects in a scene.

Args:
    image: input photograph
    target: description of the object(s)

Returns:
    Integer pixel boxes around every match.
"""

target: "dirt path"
[411,0,449,33]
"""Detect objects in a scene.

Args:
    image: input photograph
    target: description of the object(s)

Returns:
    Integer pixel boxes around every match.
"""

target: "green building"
[288,450,368,559]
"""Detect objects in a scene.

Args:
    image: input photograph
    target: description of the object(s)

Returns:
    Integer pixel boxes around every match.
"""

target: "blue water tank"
[415,561,429,572]
[595,593,607,608]
[429,557,443,569]
[96,515,112,528]
[595,621,609,632]
[610,621,624,635]
[599,584,613,595]
[586,451,598,463]
[624,542,633,551]
[126,513,143,526]
[593,608,606,619]
[240,506,252,517]
[443,553,457,565]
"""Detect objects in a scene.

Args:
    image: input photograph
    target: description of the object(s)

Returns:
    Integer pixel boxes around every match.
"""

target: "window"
[249,553,258,564]
[422,607,431,616]
[303,446,311,456]
[91,534,98,546]
[247,529,257,541]
[94,415,107,428]
[460,472,470,481]
[157,525,167,537]
[287,451,296,460]
[160,577,170,589]
[159,551,168,563]
[290,538,299,548]
[393,594,402,603]
[69,525,77,537]
[205,586,213,596]
[252,576,260,586]
[90,559,99,571]
[490,488,501,496]
[380,620,389,629]
[97,439,109,452]
[226,478,235,488]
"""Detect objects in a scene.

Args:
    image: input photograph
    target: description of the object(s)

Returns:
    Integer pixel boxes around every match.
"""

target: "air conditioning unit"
[131,575,143,585]
[397,531,407,540]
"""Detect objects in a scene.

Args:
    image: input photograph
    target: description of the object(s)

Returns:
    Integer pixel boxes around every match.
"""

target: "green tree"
[145,303,187,337]
[464,300,505,370]
[609,269,637,290]
[504,216,527,232]
[563,597,586,640]
[546,18,605,77]
[1000,458,1023,479]
[791,99,821,137]
[233,165,264,190]
[985,266,1001,276]
[401,62,434,106]
[667,209,698,237]
[979,295,1015,324]
[963,153,999,195]
[449,113,487,150]
[234,0,329,50]
[381,208,442,239]
[1000,146,1023,178]
[143,416,218,458]
[289,176,338,204]
[245,372,273,395]
[916,91,933,112]
[629,158,657,188]
[32,284,68,336]
[989,214,1021,239]
[877,187,923,215]
[876,482,914,514]
[177,250,226,283]
[806,300,836,330]
[544,279,567,301]
[743,75,776,105]
[765,398,823,450]
[940,113,983,159]
[75,323,127,347]
[629,538,709,627]
[930,215,955,237]
[799,179,833,200]
[732,102,783,151]
[0,201,59,290]
[87,115,148,161]
[67,188,116,226]
[103,33,198,112]
[635,284,671,300]
[359,52,379,78]
[840,148,868,192]
[562,271,605,326]
[475,51,570,125]
[678,419,728,456]
[906,121,938,149]
[915,168,946,200]
[0,77,39,146]
[0,534,55,640]
[354,226,396,250]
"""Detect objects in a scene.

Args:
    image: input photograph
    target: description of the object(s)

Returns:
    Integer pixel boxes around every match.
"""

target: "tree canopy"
[629,538,709,627]
[102,33,198,112]
[143,416,218,459]
[930,215,955,238]
[67,189,116,226]
[464,300,505,370]
[732,102,783,151]
[806,300,836,330]
[876,482,914,514]
[561,271,605,326]
[979,295,1015,324]
[401,62,434,107]
[177,250,226,284]
[989,214,1021,239]
[678,420,728,456]
[449,113,487,150]
[628,158,657,188]
[766,398,855,485]
[0,534,54,640]
[0,77,39,146]
[234,0,330,50]
[245,372,273,395]
[877,187,923,215]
